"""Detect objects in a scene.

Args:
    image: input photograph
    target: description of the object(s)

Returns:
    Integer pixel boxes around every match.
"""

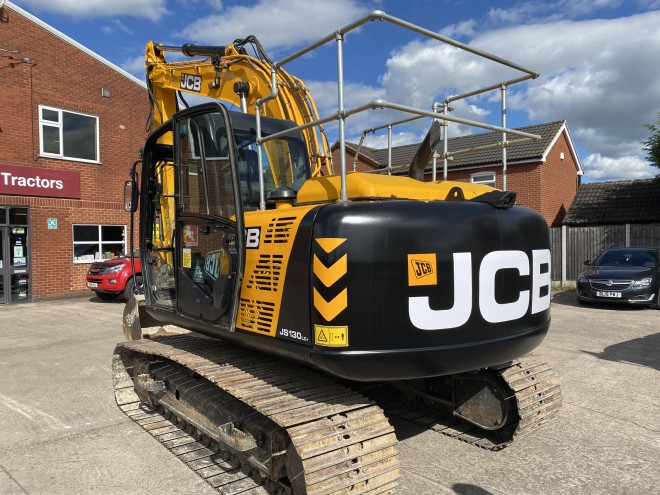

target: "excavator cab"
[138,102,312,332]
[137,102,244,329]
[229,111,312,210]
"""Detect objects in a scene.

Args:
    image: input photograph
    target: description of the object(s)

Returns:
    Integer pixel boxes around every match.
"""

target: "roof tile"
[563,178,660,225]
[346,121,566,172]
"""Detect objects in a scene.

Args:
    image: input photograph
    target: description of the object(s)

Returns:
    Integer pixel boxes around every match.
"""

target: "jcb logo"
[408,254,437,286]
[180,73,202,92]
[409,249,551,330]
[413,261,433,277]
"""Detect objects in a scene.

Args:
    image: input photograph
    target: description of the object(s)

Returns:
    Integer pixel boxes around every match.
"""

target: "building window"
[73,225,126,263]
[471,172,496,188]
[39,106,100,163]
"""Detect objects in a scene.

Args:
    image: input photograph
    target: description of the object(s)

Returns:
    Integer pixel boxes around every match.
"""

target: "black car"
[576,247,659,308]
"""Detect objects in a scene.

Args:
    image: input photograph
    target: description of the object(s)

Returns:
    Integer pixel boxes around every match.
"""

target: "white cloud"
[439,19,478,40]
[306,78,439,145]
[486,0,622,26]
[582,153,657,181]
[19,0,168,21]
[103,19,132,35]
[206,0,223,9]
[178,0,369,52]
[120,56,146,79]
[376,10,660,181]
[362,131,420,148]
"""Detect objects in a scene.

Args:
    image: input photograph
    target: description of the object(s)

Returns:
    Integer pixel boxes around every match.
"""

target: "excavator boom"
[145,40,331,176]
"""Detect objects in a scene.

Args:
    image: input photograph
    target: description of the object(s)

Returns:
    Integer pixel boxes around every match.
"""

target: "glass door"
[0,206,31,303]
[173,104,242,329]
[9,226,30,302]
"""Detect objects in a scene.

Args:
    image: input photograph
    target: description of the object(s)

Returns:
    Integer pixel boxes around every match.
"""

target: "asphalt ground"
[0,292,658,494]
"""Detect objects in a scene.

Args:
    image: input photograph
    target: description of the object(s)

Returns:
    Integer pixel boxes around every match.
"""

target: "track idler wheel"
[285,443,307,494]
[122,294,163,340]
[122,294,142,340]
[452,373,516,431]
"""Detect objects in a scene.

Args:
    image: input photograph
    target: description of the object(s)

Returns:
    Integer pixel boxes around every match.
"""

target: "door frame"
[0,227,7,304]
[172,103,246,331]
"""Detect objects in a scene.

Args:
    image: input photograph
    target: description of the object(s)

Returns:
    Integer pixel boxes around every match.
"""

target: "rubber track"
[113,334,400,494]
[373,354,562,451]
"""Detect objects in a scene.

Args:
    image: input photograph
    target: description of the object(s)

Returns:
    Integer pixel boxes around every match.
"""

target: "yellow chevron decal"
[313,254,347,287]
[313,288,348,321]
[316,237,347,253]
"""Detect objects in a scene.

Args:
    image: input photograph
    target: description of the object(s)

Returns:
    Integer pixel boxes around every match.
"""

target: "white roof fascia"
[4,1,146,88]
[540,121,584,176]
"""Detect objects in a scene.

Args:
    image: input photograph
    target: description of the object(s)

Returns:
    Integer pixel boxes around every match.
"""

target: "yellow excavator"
[113,11,561,494]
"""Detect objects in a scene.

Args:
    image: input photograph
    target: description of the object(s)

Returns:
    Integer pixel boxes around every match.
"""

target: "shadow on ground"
[552,290,651,312]
[551,291,580,307]
[452,484,495,495]
[583,332,660,371]
[89,295,125,304]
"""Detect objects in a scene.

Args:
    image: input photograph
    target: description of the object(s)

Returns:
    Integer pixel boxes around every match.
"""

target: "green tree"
[642,113,660,175]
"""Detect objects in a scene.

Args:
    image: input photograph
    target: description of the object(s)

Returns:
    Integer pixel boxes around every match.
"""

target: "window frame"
[39,105,100,164]
[72,224,126,263]
[470,171,496,188]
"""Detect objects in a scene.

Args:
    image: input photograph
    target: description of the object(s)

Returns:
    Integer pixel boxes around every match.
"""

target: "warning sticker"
[314,325,349,347]
[182,248,192,268]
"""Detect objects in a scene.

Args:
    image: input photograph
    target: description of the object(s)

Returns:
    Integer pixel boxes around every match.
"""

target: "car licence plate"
[87,282,98,288]
[596,291,621,298]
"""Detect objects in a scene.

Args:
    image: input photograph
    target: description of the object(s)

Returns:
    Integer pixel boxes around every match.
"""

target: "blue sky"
[11,0,660,182]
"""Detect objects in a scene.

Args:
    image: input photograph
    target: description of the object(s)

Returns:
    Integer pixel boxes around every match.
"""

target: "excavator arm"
[145,40,331,176]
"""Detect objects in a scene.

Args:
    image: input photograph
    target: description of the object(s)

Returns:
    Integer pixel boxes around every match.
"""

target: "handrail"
[253,10,541,204]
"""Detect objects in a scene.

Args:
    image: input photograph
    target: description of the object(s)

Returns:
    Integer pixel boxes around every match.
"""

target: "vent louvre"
[245,254,283,291]
[238,299,275,333]
[263,217,296,244]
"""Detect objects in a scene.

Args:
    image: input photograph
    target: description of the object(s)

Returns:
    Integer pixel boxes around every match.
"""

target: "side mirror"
[124,180,138,213]
[584,260,591,266]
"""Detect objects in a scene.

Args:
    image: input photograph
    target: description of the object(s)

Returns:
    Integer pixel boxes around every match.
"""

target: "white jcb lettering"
[409,253,472,330]
[245,227,260,248]
[531,249,551,314]
[180,73,202,92]
[409,249,551,330]
[480,251,530,323]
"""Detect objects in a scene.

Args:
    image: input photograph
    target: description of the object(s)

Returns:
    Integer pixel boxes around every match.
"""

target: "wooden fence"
[550,223,660,282]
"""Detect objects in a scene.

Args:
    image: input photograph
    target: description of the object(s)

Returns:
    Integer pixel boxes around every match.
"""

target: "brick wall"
[439,162,544,218]
[0,6,149,300]
[539,132,580,227]
[331,148,380,173]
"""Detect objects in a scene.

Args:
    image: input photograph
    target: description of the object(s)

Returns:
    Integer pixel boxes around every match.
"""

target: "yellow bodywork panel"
[297,172,496,203]
[237,205,318,337]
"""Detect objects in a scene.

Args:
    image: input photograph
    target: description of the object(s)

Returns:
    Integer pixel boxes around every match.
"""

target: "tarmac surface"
[0,291,658,494]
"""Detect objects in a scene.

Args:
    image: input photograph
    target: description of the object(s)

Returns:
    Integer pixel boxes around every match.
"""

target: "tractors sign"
[0,163,81,199]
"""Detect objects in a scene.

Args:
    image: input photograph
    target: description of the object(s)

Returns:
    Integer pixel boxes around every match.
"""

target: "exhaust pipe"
[408,120,441,181]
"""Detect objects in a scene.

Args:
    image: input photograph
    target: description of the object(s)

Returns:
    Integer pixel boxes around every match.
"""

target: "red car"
[86,251,142,301]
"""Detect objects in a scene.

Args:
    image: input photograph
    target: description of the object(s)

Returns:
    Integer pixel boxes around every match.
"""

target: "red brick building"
[0,2,148,303]
[332,121,582,227]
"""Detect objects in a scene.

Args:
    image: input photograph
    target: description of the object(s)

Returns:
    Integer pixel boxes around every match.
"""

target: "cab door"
[173,104,244,329]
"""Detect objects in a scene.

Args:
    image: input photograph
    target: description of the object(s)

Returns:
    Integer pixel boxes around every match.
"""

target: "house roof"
[338,120,582,175]
[563,178,660,225]
[5,1,145,88]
